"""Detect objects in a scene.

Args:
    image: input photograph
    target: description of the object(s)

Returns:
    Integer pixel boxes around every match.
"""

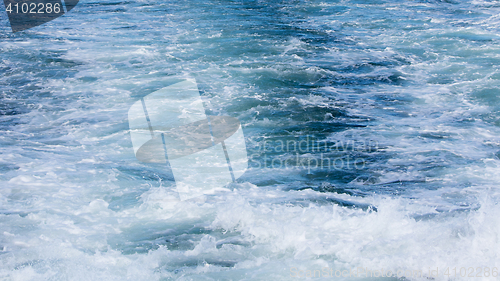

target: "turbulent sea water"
[2,0,500,280]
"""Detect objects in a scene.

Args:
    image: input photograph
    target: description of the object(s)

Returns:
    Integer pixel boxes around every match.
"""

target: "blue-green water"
[1,0,500,280]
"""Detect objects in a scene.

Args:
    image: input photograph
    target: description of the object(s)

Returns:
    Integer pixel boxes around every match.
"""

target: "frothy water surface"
[1,0,500,280]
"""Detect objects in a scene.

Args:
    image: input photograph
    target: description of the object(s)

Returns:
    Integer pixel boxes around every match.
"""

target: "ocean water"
[1,0,500,280]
